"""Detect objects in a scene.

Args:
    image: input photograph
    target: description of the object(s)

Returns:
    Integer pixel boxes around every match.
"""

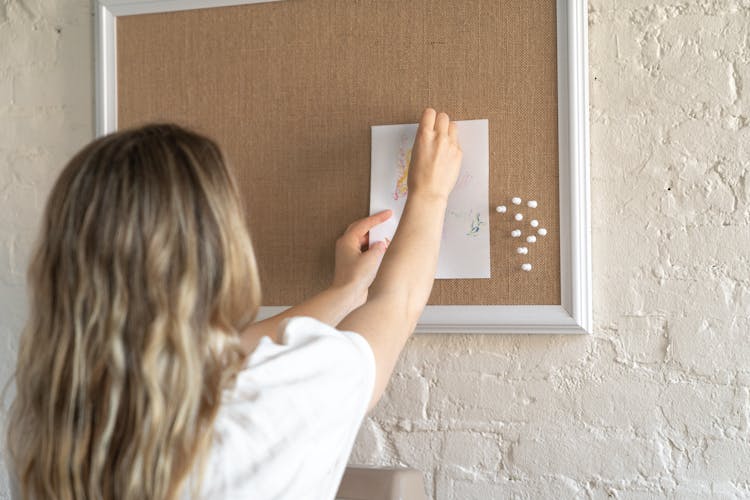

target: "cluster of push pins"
[495,197,547,272]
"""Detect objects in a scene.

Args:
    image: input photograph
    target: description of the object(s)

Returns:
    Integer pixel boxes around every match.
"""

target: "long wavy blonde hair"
[7,124,261,499]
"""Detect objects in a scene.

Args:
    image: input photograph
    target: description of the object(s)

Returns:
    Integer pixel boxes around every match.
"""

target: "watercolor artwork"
[369,119,490,279]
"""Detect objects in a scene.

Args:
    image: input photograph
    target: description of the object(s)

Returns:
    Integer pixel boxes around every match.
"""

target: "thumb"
[362,241,387,268]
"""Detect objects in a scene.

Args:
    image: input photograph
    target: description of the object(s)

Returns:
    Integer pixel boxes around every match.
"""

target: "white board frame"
[95,0,591,334]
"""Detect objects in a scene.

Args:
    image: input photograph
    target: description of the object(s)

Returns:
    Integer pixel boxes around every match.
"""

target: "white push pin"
[521,263,532,272]
[526,235,537,243]
[514,213,523,221]
[527,200,538,208]
[495,205,507,213]
[516,246,528,255]
[512,197,522,205]
[511,229,522,238]
[530,219,539,228]
[538,228,547,236]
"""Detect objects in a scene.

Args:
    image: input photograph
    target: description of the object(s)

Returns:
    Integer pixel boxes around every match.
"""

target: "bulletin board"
[98,0,591,333]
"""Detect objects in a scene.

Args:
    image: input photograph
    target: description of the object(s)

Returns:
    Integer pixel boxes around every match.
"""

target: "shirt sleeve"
[201,316,376,500]
[282,316,375,423]
[279,317,377,488]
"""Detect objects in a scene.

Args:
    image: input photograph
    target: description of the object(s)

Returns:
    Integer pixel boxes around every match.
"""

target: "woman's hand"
[407,108,463,202]
[332,210,393,307]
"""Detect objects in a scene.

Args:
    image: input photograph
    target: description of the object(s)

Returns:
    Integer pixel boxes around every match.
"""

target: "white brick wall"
[351,1,750,498]
[2,1,749,498]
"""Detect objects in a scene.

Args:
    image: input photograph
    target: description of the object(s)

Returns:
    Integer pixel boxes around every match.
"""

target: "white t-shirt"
[182,316,376,500]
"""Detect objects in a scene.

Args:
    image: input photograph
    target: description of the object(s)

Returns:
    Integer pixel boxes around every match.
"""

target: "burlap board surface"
[117,0,560,306]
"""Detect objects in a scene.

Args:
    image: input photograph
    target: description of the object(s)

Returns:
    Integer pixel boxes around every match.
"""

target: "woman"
[7,108,462,499]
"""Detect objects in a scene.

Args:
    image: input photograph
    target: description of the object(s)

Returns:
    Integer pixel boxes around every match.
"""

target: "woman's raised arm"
[338,108,462,410]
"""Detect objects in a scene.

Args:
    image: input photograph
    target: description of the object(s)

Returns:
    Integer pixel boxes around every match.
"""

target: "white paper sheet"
[369,119,490,279]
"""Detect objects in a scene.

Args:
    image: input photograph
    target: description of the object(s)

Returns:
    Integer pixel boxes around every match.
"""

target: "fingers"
[344,210,393,241]
[418,108,452,135]
[418,108,437,133]
[418,108,455,132]
[448,121,458,142]
[362,240,387,265]
[369,240,387,253]
[435,112,450,133]
[366,236,391,252]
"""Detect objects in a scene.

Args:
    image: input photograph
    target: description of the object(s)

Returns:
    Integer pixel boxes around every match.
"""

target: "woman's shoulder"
[193,317,376,498]
[226,316,375,405]
[242,316,374,373]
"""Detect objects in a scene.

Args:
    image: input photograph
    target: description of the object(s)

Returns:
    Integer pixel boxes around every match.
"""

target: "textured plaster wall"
[1,0,749,499]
